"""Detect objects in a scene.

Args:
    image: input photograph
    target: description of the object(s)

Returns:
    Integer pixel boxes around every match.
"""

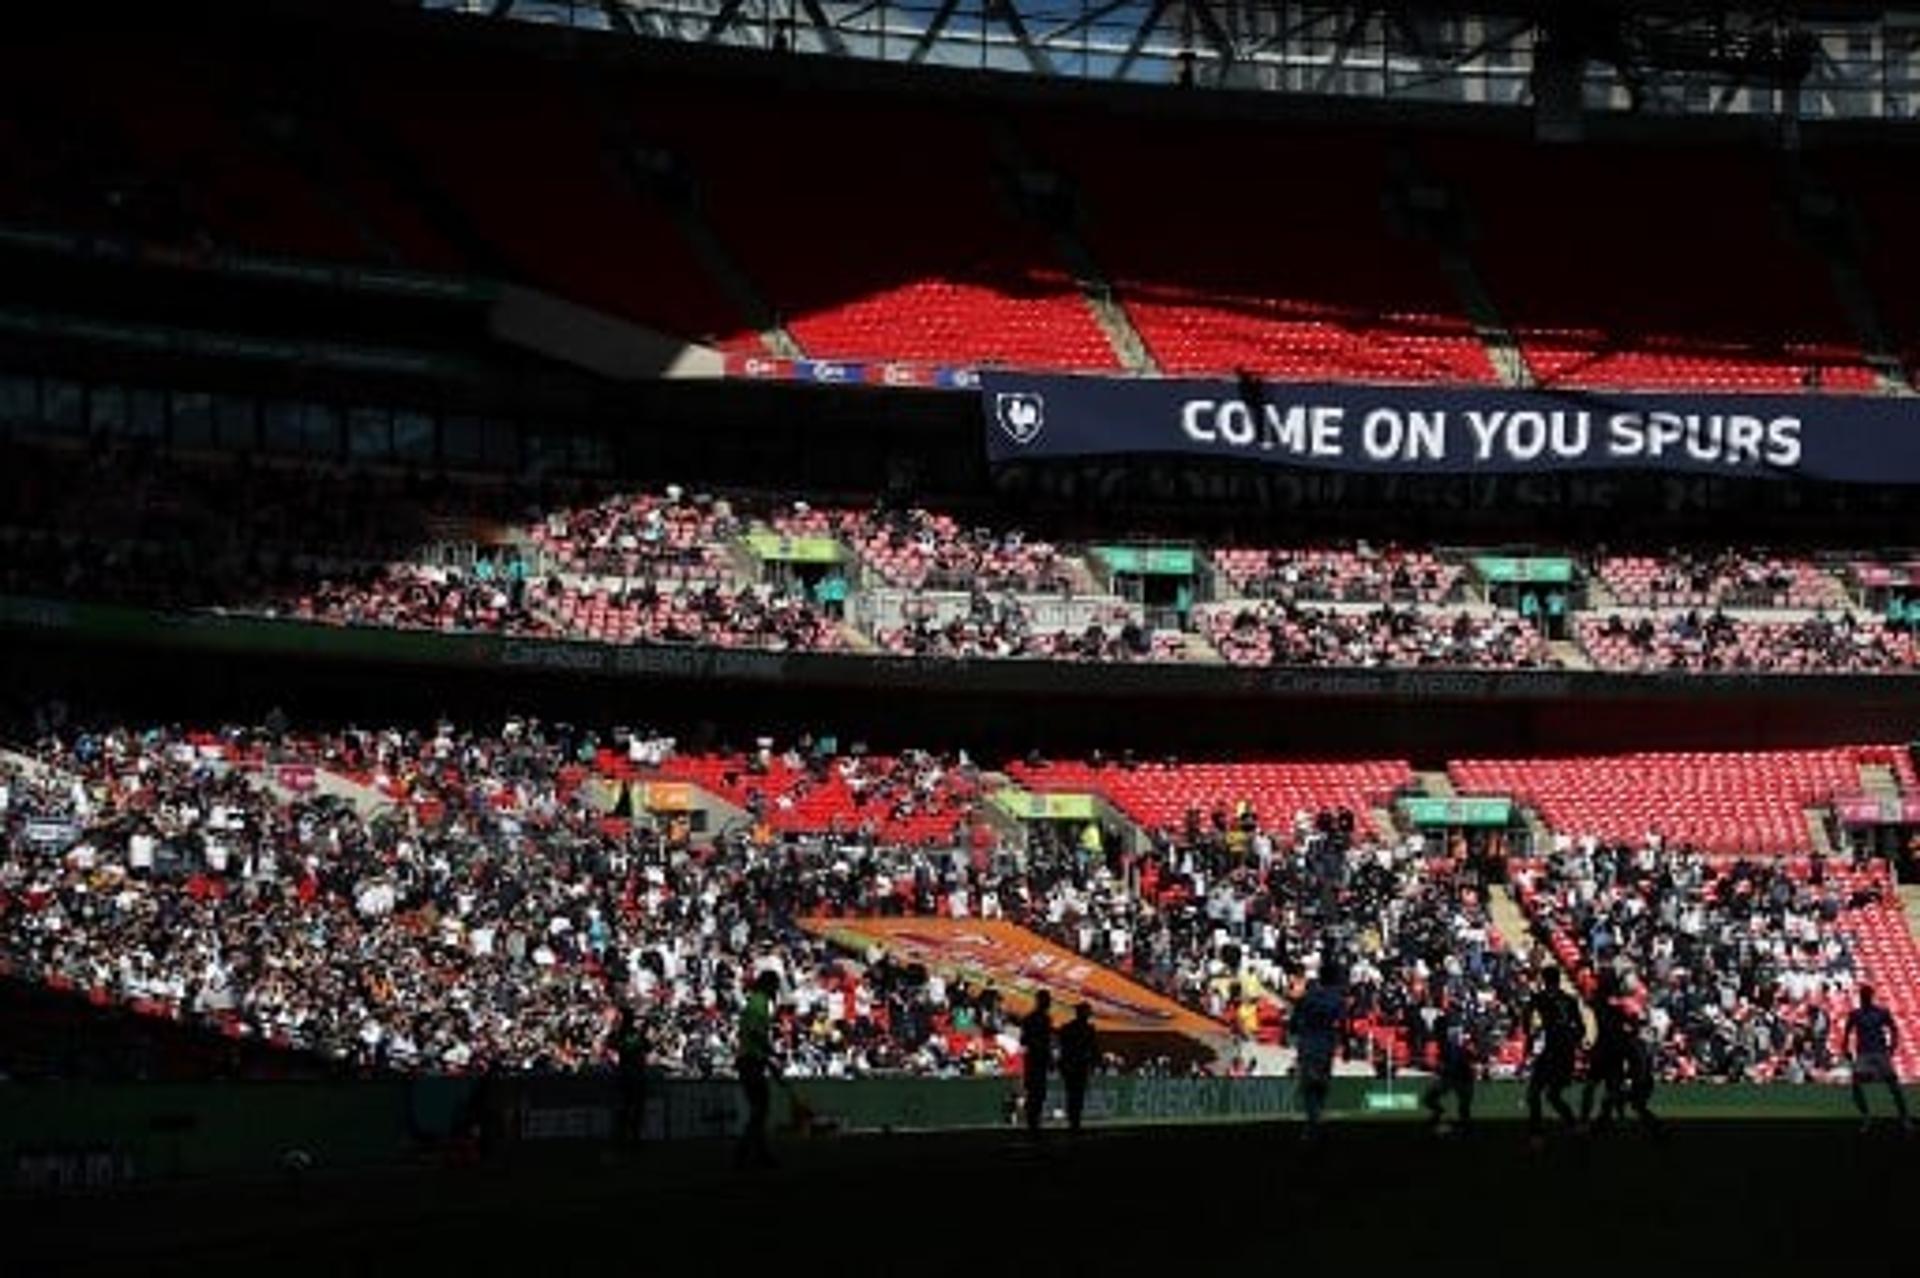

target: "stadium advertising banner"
[803,918,1228,1056]
[980,372,1920,483]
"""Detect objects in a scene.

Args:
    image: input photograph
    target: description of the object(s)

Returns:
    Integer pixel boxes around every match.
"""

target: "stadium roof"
[429,0,1920,120]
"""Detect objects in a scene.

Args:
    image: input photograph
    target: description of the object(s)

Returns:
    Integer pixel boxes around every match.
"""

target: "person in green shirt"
[735,969,780,1169]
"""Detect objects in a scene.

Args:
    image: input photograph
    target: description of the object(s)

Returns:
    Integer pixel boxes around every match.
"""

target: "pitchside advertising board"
[981,372,1920,483]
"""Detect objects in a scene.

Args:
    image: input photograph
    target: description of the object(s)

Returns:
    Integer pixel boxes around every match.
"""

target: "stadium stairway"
[1902,886,1920,944]
[1549,639,1593,670]
[1176,632,1225,664]
[1053,228,1158,374]
[1520,807,1555,858]
[1829,257,1914,394]
[1415,771,1456,798]
[1858,761,1902,798]
[591,753,753,844]
[1795,181,1915,394]
[835,623,880,653]
[974,773,1030,849]
[1487,884,1535,961]
[987,124,1157,374]
[245,765,390,820]
[663,188,803,360]
[1802,809,1837,859]
[234,106,413,270]
[1436,247,1534,388]
[321,92,505,279]
[1383,156,1532,388]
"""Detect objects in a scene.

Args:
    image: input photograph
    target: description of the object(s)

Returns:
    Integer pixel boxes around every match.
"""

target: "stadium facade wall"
[4,596,1915,759]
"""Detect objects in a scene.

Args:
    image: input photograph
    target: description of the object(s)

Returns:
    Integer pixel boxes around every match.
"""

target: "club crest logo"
[994,392,1045,445]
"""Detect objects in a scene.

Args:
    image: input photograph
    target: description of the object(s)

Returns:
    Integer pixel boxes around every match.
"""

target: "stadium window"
[88,385,128,438]
[524,429,571,475]
[128,389,166,441]
[170,390,214,450]
[263,400,303,454]
[440,414,484,468]
[483,419,519,471]
[0,374,38,430]
[214,394,258,452]
[572,433,610,474]
[42,379,83,435]
[348,406,393,461]
[300,402,342,458]
[392,409,436,463]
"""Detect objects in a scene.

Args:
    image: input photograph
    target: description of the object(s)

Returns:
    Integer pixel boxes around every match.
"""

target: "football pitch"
[11,1114,1918,1275]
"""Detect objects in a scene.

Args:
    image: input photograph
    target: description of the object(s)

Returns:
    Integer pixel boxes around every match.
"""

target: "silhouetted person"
[1058,1002,1099,1133]
[615,1006,650,1147]
[1844,984,1911,1132]
[1290,964,1347,1140]
[1422,1002,1476,1134]
[1581,972,1631,1129]
[735,970,780,1169]
[1620,1003,1662,1136]
[1524,967,1583,1143]
[1583,972,1662,1135]
[1020,989,1055,1139]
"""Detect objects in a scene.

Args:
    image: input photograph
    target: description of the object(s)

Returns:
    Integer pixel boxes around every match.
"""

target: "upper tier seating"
[1452,747,1887,854]
[374,81,753,347]
[669,97,1117,370]
[1433,140,1875,391]
[1818,146,1920,385]
[1054,124,1494,383]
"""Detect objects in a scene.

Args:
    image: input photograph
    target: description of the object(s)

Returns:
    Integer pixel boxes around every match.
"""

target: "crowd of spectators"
[1512,838,1884,1082]
[542,580,842,651]
[0,717,1018,1078]
[251,559,554,636]
[525,485,739,582]
[8,713,1920,1086]
[992,810,1530,1074]
[1594,549,1847,611]
[13,444,1920,678]
[875,593,1179,662]
[1209,544,1461,605]
[0,714,1533,1081]
[1204,602,1555,669]
[660,739,984,848]
[1581,609,1919,673]
[773,502,1072,593]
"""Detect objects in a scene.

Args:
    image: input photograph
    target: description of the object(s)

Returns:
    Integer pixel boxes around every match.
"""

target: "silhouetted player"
[615,1006,650,1147]
[1582,972,1660,1134]
[1524,967,1583,1141]
[1844,984,1911,1132]
[1580,971,1629,1126]
[1422,1001,1475,1133]
[1020,989,1055,1139]
[1290,965,1347,1139]
[1058,1002,1099,1133]
[734,969,779,1169]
